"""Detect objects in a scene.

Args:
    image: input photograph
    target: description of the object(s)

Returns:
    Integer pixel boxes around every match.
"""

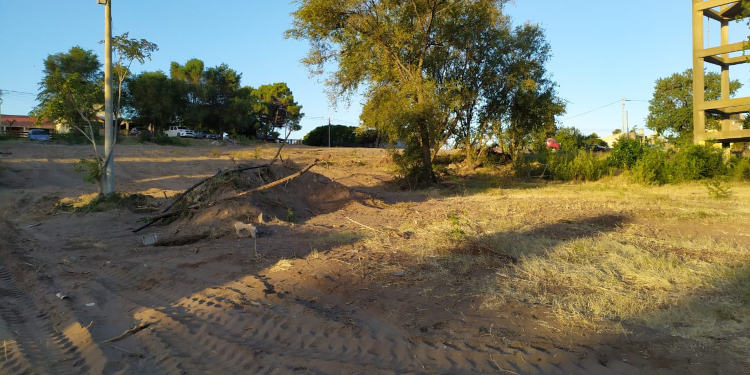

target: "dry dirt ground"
[0,141,748,374]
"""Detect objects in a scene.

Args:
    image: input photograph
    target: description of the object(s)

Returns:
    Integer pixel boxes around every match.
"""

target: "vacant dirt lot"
[0,141,748,374]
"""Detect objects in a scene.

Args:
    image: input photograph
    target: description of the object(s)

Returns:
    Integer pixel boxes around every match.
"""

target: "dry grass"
[359,175,750,350]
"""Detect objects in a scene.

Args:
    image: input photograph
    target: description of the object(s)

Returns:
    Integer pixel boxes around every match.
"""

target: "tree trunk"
[418,122,435,183]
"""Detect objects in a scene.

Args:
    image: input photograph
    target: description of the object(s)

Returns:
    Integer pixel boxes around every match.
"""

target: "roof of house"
[1,114,56,129]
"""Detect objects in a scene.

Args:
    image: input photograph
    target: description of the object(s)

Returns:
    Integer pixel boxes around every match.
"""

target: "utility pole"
[0,94,4,134]
[626,110,629,135]
[328,116,331,148]
[100,0,115,194]
[621,97,625,134]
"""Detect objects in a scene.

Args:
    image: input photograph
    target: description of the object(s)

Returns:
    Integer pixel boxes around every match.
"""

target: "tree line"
[33,40,303,143]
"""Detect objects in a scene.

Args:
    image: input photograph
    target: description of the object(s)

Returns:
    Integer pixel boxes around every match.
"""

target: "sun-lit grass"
[357,175,750,352]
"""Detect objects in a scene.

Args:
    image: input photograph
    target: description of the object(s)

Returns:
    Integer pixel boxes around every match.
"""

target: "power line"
[562,98,650,122]
[562,99,621,121]
[0,89,36,96]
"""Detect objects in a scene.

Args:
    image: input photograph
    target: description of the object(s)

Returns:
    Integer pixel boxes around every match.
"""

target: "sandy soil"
[0,141,746,374]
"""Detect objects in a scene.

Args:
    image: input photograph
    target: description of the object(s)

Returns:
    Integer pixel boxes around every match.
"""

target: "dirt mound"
[157,163,353,240]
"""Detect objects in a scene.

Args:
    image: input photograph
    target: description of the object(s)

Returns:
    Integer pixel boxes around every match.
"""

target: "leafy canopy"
[646,69,741,140]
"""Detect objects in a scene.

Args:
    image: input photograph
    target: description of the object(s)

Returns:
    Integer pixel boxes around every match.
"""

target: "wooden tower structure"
[692,0,749,144]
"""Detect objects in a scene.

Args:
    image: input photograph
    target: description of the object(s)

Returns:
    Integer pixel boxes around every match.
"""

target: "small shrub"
[705,178,732,200]
[632,147,670,185]
[548,150,606,181]
[608,138,645,169]
[0,133,14,141]
[285,208,296,223]
[72,158,102,185]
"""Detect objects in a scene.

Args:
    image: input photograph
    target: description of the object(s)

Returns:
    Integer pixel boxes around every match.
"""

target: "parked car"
[129,127,146,136]
[194,130,207,139]
[164,126,195,138]
[205,133,219,140]
[28,129,51,142]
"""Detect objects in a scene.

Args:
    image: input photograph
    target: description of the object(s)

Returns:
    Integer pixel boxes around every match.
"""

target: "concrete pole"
[328,116,331,148]
[692,0,705,144]
[103,0,115,194]
[621,97,625,134]
[720,14,731,133]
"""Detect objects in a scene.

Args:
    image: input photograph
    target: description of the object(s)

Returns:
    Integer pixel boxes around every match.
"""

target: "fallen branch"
[160,164,271,213]
[344,216,380,233]
[228,159,319,200]
[102,322,151,343]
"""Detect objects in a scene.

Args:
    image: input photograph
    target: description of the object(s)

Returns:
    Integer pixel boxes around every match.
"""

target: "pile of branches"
[133,159,319,233]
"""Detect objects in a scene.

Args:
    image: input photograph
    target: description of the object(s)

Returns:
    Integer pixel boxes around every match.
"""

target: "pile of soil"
[155,162,354,241]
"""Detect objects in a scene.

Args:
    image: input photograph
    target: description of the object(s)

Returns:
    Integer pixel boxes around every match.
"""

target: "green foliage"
[302,125,379,147]
[152,132,187,146]
[548,150,606,181]
[290,0,562,183]
[608,138,645,169]
[72,158,103,186]
[125,71,182,132]
[632,147,670,185]
[705,178,732,200]
[730,157,750,181]
[253,82,303,140]
[303,125,354,146]
[285,208,296,223]
[646,69,741,140]
[31,46,103,141]
[447,211,467,241]
[54,131,99,145]
[669,144,726,182]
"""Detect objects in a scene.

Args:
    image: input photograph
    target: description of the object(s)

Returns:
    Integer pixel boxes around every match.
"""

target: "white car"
[164,126,195,138]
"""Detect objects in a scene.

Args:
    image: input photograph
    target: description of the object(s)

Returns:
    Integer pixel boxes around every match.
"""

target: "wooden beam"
[694,0,741,12]
[697,42,748,58]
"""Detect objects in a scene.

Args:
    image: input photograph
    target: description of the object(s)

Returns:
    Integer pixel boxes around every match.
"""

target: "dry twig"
[103,322,151,343]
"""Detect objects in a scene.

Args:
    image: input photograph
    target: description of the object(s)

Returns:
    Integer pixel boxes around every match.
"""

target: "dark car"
[194,130,207,139]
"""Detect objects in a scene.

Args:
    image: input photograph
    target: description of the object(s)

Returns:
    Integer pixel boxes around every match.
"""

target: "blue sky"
[1,0,748,138]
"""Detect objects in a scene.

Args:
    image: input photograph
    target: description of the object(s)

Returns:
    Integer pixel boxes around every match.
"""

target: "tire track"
[0,266,90,375]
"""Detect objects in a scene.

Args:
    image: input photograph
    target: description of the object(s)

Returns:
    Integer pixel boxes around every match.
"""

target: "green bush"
[152,132,188,146]
[54,131,99,144]
[730,157,750,181]
[72,158,102,186]
[608,138,645,169]
[632,147,670,185]
[668,144,725,182]
[549,150,606,181]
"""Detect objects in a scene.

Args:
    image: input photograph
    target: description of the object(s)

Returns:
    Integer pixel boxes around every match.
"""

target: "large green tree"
[646,69,741,140]
[289,0,561,182]
[31,46,106,193]
[253,83,303,140]
[125,71,182,131]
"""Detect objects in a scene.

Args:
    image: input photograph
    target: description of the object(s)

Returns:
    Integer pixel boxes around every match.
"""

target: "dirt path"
[0,142,745,374]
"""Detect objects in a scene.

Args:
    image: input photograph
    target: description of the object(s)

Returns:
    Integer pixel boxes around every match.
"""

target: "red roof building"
[1,114,58,135]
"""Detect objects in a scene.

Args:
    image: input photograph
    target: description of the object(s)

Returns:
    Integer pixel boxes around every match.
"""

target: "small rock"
[392,272,405,277]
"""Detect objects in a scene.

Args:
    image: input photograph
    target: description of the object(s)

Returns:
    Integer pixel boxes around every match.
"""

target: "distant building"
[0,115,65,136]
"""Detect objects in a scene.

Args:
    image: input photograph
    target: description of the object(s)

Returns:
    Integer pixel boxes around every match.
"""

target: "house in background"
[0,114,66,136]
